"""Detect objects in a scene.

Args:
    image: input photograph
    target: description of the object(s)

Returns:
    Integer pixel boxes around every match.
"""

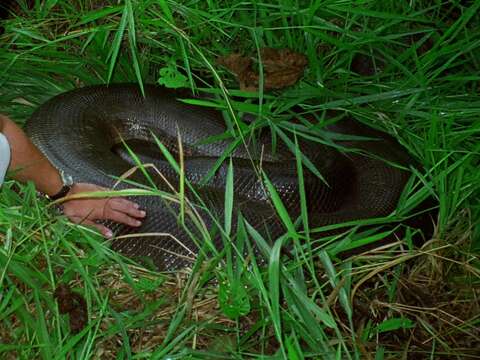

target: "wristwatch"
[47,169,74,201]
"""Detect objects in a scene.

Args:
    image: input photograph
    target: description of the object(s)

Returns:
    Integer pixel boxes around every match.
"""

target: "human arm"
[0,113,65,195]
[0,114,145,237]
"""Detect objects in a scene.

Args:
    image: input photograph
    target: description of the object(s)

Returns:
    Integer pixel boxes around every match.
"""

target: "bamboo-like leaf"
[151,133,180,173]
[106,2,128,82]
[263,174,297,239]
[319,251,352,321]
[272,123,327,185]
[177,130,185,224]
[78,5,123,25]
[245,221,272,256]
[157,0,174,22]
[294,133,309,236]
[116,137,157,189]
[286,274,338,329]
[126,0,144,95]
[199,137,241,186]
[268,235,287,351]
[43,0,59,14]
[224,158,234,236]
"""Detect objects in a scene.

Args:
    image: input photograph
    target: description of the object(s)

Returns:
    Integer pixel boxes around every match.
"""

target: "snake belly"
[25,84,413,270]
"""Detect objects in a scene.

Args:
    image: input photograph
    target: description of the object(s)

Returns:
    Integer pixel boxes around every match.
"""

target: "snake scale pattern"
[25,84,414,270]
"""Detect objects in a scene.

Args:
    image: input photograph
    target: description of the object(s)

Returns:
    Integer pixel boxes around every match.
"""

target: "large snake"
[25,84,414,270]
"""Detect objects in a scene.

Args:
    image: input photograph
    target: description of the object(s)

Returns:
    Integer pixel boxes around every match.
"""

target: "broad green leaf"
[158,65,188,89]
[376,317,416,333]
[218,278,250,319]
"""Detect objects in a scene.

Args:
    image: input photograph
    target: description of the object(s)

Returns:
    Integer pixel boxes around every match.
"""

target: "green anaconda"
[25,83,416,270]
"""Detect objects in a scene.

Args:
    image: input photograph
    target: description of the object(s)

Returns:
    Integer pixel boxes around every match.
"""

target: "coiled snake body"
[25,84,413,270]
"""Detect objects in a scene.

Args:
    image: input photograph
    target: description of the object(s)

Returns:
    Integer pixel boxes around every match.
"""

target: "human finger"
[81,219,114,238]
[102,209,143,228]
[66,216,114,238]
[107,198,146,218]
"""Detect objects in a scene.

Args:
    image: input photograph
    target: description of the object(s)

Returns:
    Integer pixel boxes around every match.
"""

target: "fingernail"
[140,210,146,217]
[134,203,140,209]
[136,220,142,226]
[105,230,113,238]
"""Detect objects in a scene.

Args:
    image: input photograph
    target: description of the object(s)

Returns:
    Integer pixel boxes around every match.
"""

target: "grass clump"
[0,0,479,359]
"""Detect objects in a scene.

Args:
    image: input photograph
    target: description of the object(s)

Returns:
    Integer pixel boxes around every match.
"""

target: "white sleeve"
[0,132,11,186]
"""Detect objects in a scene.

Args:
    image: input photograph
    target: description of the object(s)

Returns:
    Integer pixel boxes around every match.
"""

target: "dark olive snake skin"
[25,84,413,270]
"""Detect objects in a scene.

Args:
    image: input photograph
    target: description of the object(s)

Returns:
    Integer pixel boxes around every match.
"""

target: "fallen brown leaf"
[218,48,307,91]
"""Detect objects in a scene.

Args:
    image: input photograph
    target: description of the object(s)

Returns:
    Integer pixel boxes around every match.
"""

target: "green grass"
[1,0,479,359]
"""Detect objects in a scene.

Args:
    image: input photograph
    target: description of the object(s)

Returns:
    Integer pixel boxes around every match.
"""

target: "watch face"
[65,175,74,186]
[60,170,74,186]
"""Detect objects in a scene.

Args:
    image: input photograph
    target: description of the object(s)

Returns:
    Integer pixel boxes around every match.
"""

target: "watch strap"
[47,184,73,201]
[47,170,74,201]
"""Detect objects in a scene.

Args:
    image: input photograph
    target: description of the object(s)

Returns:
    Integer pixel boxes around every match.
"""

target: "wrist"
[45,169,63,196]
[46,169,74,200]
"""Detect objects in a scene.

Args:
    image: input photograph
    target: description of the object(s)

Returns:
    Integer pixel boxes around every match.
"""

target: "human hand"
[61,183,146,238]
